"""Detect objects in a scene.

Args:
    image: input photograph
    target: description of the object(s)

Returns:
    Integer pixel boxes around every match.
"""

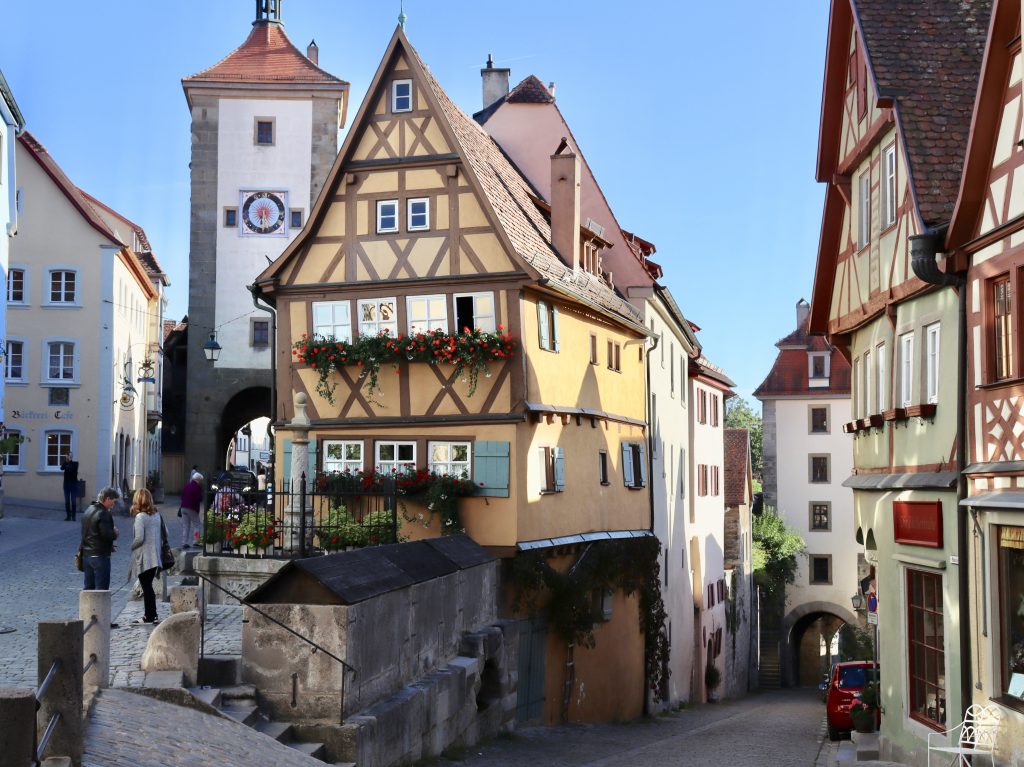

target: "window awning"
[959,491,1024,510]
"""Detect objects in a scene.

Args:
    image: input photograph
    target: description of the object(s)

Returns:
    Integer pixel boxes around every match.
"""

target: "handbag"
[159,518,175,571]
[74,545,84,572]
[177,507,182,518]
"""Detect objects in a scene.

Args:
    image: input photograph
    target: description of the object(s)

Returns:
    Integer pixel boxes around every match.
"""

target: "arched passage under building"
[782,601,860,687]
[213,387,271,474]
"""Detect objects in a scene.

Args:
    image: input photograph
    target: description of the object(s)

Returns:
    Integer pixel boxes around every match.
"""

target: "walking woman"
[130,488,162,625]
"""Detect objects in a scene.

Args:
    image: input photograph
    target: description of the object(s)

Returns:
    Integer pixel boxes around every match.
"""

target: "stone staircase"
[190,680,355,766]
[759,625,782,689]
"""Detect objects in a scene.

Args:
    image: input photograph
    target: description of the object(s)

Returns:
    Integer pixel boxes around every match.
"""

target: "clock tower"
[182,2,348,474]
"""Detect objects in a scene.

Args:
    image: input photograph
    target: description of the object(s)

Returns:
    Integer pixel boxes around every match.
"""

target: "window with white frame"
[46,341,75,382]
[323,440,363,474]
[375,441,415,473]
[858,172,871,249]
[853,357,861,417]
[7,268,25,304]
[429,441,470,477]
[45,431,72,470]
[376,200,399,233]
[357,297,398,337]
[808,352,830,383]
[862,349,872,415]
[48,270,77,304]
[313,301,352,342]
[2,429,22,469]
[407,198,429,231]
[453,292,495,333]
[900,332,914,406]
[5,340,24,381]
[392,79,412,113]
[406,294,447,334]
[926,323,940,404]
[882,144,897,228]
[876,341,888,412]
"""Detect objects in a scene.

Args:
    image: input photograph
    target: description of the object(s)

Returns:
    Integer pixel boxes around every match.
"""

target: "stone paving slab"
[84,688,326,767]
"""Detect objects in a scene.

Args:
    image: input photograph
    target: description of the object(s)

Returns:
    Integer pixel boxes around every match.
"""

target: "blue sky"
[3,1,829,402]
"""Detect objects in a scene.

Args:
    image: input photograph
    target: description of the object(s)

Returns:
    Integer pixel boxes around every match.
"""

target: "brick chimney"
[307,39,319,65]
[550,137,581,271]
[481,54,510,110]
[796,298,810,329]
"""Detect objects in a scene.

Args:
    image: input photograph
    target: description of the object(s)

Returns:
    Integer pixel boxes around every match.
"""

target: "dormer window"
[392,80,412,113]
[809,352,830,386]
[582,238,601,275]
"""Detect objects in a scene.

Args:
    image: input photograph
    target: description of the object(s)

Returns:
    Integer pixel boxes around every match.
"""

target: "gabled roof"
[18,132,122,246]
[724,428,752,507]
[753,313,852,398]
[690,354,736,392]
[947,0,1019,250]
[257,28,644,330]
[817,0,990,228]
[184,21,347,88]
[507,75,555,104]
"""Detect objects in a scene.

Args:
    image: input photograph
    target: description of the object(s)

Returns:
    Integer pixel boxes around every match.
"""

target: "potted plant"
[231,511,277,557]
[705,662,722,702]
[315,505,366,551]
[202,516,233,554]
[850,681,880,733]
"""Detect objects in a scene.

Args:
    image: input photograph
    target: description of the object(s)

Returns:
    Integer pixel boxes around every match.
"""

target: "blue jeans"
[63,484,78,519]
[83,555,111,590]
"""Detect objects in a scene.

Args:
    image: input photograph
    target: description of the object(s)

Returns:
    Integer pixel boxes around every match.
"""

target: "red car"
[823,660,880,740]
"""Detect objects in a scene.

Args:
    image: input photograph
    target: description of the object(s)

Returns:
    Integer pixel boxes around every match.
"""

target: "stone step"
[288,741,326,760]
[255,719,293,743]
[188,686,223,709]
[221,702,260,726]
[220,684,257,701]
[198,654,241,687]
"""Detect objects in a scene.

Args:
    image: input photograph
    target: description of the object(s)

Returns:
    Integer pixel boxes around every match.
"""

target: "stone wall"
[723,568,752,698]
[194,555,285,605]
[241,560,499,720]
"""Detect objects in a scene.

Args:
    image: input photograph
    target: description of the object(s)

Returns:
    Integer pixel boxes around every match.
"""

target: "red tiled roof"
[18,132,122,246]
[724,428,751,507]
[854,0,991,226]
[184,22,347,86]
[754,311,852,398]
[507,75,554,104]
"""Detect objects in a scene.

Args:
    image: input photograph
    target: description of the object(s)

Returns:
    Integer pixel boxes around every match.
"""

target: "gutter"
[909,226,971,718]
[644,328,659,716]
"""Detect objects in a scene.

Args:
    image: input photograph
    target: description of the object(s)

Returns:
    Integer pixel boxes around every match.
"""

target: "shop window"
[907,568,946,729]
[998,526,1024,702]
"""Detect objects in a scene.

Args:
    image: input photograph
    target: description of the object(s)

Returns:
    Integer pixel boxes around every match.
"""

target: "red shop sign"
[892,500,943,548]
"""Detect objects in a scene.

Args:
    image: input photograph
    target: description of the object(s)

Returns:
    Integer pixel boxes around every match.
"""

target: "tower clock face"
[240,191,287,235]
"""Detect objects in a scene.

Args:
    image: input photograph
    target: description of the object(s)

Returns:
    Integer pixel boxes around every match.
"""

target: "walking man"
[61,452,79,521]
[80,486,119,590]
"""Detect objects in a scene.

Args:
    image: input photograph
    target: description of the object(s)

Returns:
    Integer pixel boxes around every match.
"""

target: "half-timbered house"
[810,0,989,760]
[945,0,1024,755]
[253,27,653,724]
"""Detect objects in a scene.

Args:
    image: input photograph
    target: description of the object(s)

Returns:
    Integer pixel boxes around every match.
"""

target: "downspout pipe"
[643,328,659,716]
[909,227,971,717]
[248,284,278,460]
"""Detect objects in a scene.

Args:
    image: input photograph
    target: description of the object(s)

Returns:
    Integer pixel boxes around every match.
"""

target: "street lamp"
[203,332,222,363]
[850,592,864,611]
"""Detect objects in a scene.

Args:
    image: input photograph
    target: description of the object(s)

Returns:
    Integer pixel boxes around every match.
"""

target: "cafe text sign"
[893,500,943,548]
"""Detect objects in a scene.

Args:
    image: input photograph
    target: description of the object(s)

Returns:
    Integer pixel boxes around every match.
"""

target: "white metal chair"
[927,704,1000,767]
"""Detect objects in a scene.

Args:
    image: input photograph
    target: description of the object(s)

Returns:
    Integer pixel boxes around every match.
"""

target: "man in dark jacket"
[80,486,120,590]
[61,452,80,521]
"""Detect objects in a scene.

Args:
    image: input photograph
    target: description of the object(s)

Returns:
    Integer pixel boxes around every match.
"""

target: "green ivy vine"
[507,537,671,702]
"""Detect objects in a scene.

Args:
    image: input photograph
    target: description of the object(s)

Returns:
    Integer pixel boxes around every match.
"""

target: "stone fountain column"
[283,392,314,554]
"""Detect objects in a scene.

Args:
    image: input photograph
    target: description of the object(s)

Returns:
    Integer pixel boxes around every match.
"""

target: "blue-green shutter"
[638,442,648,487]
[307,438,317,479]
[473,440,509,497]
[279,438,293,491]
[537,301,550,350]
[553,447,565,492]
[621,443,633,487]
[551,305,560,352]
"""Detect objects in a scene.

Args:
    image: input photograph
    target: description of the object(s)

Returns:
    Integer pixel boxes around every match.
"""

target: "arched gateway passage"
[782,601,860,687]
[216,387,271,472]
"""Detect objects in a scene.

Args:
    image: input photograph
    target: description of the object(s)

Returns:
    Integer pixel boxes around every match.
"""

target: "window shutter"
[551,305,560,352]
[537,301,550,350]
[553,447,566,492]
[280,438,292,490]
[621,443,634,487]
[638,442,648,487]
[473,440,510,497]
[307,438,317,480]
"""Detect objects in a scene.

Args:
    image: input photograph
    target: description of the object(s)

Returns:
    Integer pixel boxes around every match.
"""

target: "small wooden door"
[516,618,547,721]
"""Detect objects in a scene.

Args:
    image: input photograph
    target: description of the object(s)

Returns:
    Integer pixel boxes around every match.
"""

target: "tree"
[752,505,805,603]
[726,396,763,484]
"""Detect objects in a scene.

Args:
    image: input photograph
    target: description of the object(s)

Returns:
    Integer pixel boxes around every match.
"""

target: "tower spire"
[398,0,407,28]
[254,0,283,25]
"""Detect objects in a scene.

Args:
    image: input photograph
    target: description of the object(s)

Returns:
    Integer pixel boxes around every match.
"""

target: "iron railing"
[201,474,398,559]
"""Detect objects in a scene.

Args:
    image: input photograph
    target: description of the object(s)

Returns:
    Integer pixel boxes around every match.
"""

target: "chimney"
[796,298,810,329]
[550,137,581,271]
[480,54,510,110]
[548,82,556,98]
[307,39,319,65]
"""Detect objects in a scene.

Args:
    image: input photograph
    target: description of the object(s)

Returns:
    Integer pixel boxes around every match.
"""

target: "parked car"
[210,469,257,494]
[823,660,880,740]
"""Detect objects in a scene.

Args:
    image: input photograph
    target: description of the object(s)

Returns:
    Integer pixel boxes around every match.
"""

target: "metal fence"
[201,474,398,559]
